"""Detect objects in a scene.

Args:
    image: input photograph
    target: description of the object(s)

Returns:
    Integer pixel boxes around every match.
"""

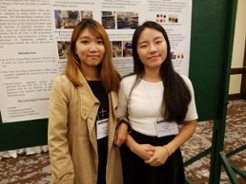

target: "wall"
[229,0,246,94]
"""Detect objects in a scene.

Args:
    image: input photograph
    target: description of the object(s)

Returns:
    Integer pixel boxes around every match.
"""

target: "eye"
[140,44,147,48]
[156,40,162,44]
[81,40,89,44]
[97,40,104,44]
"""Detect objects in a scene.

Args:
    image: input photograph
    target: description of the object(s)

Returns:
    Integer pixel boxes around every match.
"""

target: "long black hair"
[128,21,191,122]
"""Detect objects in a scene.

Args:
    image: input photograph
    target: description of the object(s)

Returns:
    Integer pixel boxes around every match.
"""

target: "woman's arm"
[125,134,154,160]
[145,76,198,166]
[116,77,153,159]
[166,75,198,154]
[166,120,197,153]
[115,79,130,147]
[145,120,197,167]
[48,77,74,184]
[114,122,128,146]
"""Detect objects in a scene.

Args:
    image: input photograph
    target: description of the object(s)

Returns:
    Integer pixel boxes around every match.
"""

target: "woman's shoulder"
[178,73,192,84]
[119,74,137,91]
[53,74,74,88]
[121,74,137,83]
[178,73,194,91]
[51,75,78,100]
[54,74,70,83]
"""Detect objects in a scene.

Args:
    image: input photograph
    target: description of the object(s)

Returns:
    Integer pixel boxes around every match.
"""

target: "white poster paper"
[0,0,192,123]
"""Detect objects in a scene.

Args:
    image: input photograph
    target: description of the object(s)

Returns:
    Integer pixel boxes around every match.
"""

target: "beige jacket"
[48,73,123,184]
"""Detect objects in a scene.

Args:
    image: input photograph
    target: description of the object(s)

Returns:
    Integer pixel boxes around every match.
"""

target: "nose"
[149,43,157,53]
[89,42,98,52]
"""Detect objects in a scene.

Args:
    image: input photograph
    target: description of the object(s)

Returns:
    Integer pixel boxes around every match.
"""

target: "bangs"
[86,25,104,40]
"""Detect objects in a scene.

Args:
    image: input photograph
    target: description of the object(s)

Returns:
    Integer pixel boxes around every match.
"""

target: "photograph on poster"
[112,41,122,58]
[54,10,80,29]
[171,52,176,60]
[156,14,167,23]
[122,41,132,57]
[81,11,93,20]
[169,14,179,23]
[101,11,116,29]
[117,12,138,29]
[177,53,184,59]
[171,52,184,60]
[57,41,70,59]
[154,14,179,24]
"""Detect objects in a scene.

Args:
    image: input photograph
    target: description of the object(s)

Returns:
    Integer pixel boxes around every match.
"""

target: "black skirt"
[120,130,185,184]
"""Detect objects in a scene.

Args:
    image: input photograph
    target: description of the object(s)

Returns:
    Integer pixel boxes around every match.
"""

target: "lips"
[148,55,159,59]
[88,55,99,59]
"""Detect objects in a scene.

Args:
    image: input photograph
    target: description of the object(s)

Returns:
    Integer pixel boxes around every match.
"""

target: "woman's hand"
[144,146,169,167]
[132,144,154,160]
[125,134,154,160]
[114,123,128,147]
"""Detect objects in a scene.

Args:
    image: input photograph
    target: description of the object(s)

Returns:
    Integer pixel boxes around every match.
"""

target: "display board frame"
[0,0,244,183]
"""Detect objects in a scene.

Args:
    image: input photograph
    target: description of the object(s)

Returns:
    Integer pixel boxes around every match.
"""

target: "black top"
[88,81,109,120]
[87,81,109,184]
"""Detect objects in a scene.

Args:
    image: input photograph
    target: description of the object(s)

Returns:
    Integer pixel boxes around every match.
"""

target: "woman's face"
[75,28,105,69]
[137,27,167,70]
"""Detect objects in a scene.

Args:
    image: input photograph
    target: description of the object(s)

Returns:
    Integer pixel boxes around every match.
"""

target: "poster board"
[0,0,234,152]
[0,0,192,123]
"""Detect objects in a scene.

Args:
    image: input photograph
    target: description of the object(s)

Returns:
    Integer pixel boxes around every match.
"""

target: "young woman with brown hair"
[48,19,127,184]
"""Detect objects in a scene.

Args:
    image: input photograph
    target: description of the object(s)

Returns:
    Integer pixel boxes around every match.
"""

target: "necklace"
[142,73,162,83]
[142,80,163,117]
[87,81,109,120]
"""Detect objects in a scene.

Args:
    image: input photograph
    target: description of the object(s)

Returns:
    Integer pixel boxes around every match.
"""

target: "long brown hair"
[65,19,120,92]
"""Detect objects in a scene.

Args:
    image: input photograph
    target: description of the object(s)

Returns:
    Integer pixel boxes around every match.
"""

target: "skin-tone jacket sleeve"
[48,76,74,184]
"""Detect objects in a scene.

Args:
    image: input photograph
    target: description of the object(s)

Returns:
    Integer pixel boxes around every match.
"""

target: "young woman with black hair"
[116,21,198,184]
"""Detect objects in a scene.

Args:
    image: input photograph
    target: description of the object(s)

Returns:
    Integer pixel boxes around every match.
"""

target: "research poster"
[0,0,192,123]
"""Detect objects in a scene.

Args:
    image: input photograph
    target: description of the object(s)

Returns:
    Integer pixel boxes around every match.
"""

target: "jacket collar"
[109,91,118,116]
[78,71,99,119]
[77,70,118,118]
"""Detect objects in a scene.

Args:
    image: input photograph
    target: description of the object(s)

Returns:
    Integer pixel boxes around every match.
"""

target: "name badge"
[155,120,179,138]
[96,118,109,140]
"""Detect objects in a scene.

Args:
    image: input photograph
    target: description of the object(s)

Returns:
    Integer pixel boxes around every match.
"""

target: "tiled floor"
[0,100,246,184]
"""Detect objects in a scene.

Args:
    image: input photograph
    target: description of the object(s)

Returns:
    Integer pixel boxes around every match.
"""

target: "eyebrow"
[78,36,90,40]
[138,36,163,45]
[78,36,102,40]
